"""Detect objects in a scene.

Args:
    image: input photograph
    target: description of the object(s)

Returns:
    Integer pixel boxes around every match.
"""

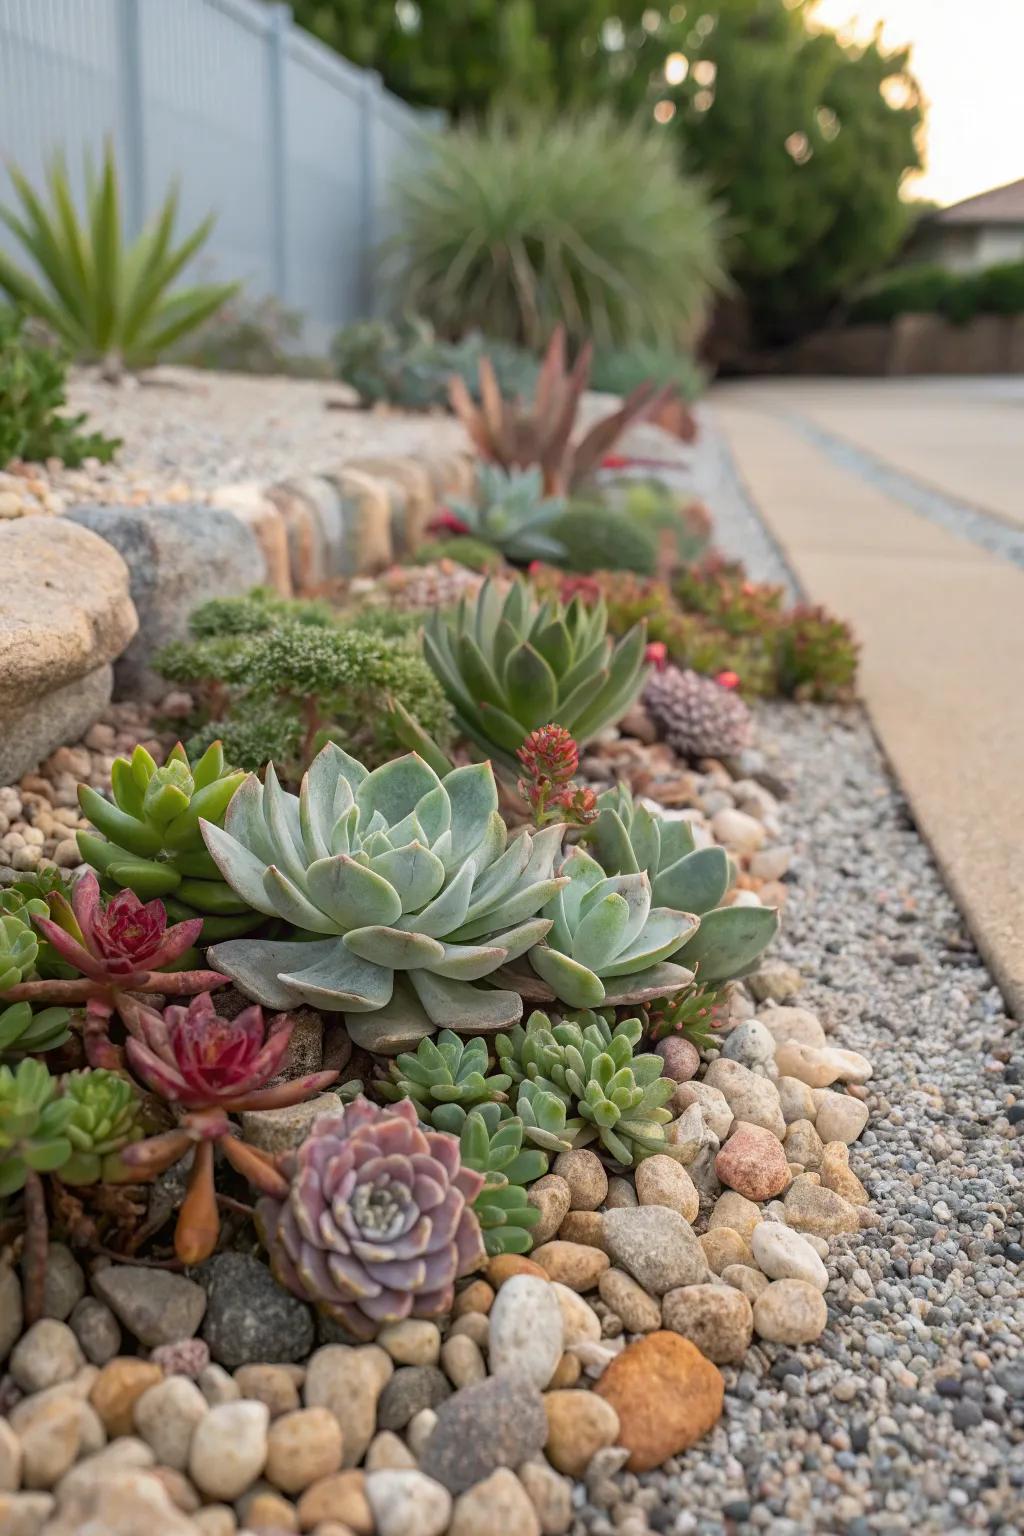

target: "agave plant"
[119,992,338,1263]
[421,578,649,773]
[455,1103,547,1256]
[438,466,567,564]
[449,327,677,496]
[379,1030,511,1122]
[3,875,227,1068]
[497,1011,677,1166]
[60,1069,146,1185]
[202,743,566,1051]
[0,1001,73,1057]
[590,784,779,982]
[516,847,697,1011]
[257,1096,486,1338]
[77,741,257,941]
[0,143,237,377]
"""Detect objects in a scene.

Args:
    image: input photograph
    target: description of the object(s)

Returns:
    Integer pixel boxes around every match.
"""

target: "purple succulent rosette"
[258,1095,487,1339]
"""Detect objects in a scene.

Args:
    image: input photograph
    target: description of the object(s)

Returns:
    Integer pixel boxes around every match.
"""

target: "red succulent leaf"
[226,1070,339,1114]
[35,874,203,984]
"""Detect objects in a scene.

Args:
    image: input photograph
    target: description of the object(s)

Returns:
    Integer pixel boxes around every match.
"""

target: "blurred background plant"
[332,316,538,409]
[0,309,119,469]
[180,294,331,377]
[0,142,237,379]
[386,110,724,351]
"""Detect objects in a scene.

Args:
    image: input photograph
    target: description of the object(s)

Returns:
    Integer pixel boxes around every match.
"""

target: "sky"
[811,0,1024,206]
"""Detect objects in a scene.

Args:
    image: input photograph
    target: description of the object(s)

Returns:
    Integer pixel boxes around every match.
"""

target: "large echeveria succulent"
[202,743,566,1050]
[591,783,778,982]
[258,1095,486,1339]
[522,847,697,1010]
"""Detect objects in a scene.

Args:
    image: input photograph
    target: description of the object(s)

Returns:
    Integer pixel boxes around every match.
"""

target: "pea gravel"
[579,701,1023,1536]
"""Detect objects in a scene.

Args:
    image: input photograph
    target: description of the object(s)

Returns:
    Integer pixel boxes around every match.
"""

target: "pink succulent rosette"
[259,1096,487,1340]
[34,873,203,983]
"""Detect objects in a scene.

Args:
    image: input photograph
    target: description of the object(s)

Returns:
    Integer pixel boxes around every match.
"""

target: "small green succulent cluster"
[445,466,567,565]
[591,783,778,983]
[456,1104,547,1256]
[157,593,453,783]
[0,1060,146,1197]
[497,1010,677,1166]
[420,577,649,772]
[77,741,254,942]
[0,910,73,1054]
[331,316,537,411]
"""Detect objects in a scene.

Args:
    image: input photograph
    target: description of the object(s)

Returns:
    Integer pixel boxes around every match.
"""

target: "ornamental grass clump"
[258,1095,486,1338]
[119,992,338,1264]
[202,742,566,1047]
[389,112,722,351]
[421,578,649,772]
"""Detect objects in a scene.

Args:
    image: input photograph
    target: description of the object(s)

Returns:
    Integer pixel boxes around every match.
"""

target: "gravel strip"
[591,701,1022,1536]
[781,411,1024,571]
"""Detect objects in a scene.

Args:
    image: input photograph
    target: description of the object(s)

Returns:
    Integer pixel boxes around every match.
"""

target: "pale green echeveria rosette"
[591,783,779,983]
[519,846,699,1011]
[201,743,567,1051]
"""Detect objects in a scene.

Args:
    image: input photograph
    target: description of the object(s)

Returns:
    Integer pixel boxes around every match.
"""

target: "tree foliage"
[294,0,922,343]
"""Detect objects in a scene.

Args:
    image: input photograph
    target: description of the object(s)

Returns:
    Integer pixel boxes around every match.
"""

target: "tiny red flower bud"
[427,509,471,537]
[645,641,669,671]
[516,725,579,786]
[716,670,741,690]
[600,453,631,470]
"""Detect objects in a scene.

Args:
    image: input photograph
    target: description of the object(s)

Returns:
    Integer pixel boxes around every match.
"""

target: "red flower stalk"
[550,783,598,827]
[427,508,471,538]
[645,641,669,671]
[119,993,339,1264]
[2,875,228,1068]
[517,724,579,786]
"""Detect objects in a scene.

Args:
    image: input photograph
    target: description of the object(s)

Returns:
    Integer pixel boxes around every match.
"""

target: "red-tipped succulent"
[119,993,339,1265]
[0,874,228,1068]
[427,507,471,538]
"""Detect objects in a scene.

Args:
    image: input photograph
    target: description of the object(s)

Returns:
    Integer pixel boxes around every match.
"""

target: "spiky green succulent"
[59,1069,146,1185]
[521,846,697,1009]
[0,911,39,991]
[0,1002,73,1057]
[590,783,779,982]
[203,743,566,1052]
[77,741,258,942]
[378,1030,511,1120]
[445,466,567,564]
[0,1059,74,1196]
[453,1103,548,1256]
[422,578,649,771]
[497,1010,677,1166]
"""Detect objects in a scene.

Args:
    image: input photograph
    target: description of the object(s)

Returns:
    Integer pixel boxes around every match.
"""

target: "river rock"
[705,1059,786,1138]
[531,1241,609,1291]
[721,1264,771,1302]
[700,1227,753,1274]
[598,1268,662,1333]
[92,1265,206,1349]
[753,1279,829,1344]
[90,1358,164,1436]
[365,1467,452,1536]
[553,1149,608,1210]
[634,1154,700,1220]
[784,1118,825,1169]
[777,1076,818,1124]
[748,960,803,1002]
[16,1394,81,1488]
[198,1252,313,1367]
[813,1089,869,1144]
[707,1190,761,1241]
[133,1374,208,1470]
[602,1207,709,1295]
[774,1041,873,1088]
[784,1179,860,1236]
[759,1006,827,1049]
[543,1390,620,1477]
[449,1466,540,1536]
[265,1405,343,1493]
[377,1320,441,1367]
[69,1297,121,1365]
[296,1468,372,1532]
[188,1398,269,1500]
[672,1082,734,1141]
[489,1275,563,1389]
[10,1320,83,1392]
[419,1375,548,1493]
[526,1175,572,1244]
[594,1332,724,1471]
[377,1365,451,1430]
[0,1265,23,1364]
[715,1121,790,1201]
[720,1019,776,1072]
[819,1141,870,1205]
[519,1457,573,1536]
[40,1468,197,1536]
[662,1282,753,1364]
[305,1344,392,1468]
[751,1221,829,1291]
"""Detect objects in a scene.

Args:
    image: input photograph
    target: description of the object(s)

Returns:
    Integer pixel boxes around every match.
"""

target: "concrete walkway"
[711,379,1024,1017]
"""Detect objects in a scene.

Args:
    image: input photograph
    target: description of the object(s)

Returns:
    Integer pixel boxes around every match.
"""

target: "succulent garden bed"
[1,345,1017,1536]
